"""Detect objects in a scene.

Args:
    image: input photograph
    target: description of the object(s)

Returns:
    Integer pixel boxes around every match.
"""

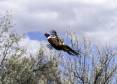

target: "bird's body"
[45,30,79,56]
[47,36,64,50]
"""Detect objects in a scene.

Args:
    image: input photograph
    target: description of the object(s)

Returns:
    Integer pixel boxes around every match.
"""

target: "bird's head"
[44,33,50,38]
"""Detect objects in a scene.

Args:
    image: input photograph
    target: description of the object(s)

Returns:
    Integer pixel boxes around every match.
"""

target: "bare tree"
[63,33,117,84]
[0,14,116,84]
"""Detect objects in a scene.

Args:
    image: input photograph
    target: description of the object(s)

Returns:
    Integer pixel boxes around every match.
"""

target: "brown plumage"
[44,30,79,56]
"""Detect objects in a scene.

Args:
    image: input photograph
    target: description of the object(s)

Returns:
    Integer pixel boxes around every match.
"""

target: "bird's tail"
[63,45,79,56]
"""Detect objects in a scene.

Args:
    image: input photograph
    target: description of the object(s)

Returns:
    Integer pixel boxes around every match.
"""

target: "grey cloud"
[75,8,117,32]
[1,0,117,46]
[13,1,117,33]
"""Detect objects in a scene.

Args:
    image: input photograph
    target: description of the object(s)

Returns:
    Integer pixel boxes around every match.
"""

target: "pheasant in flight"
[44,30,79,56]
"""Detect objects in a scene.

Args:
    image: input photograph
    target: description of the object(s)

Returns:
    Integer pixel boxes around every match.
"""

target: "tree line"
[0,14,116,84]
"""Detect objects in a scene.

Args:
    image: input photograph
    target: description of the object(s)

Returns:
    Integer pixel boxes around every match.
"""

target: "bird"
[44,30,79,56]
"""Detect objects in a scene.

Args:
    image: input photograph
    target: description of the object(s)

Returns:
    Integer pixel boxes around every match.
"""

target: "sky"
[0,0,117,48]
[1,1,117,81]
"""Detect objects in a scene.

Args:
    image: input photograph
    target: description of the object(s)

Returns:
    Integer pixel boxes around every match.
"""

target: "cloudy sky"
[0,0,117,46]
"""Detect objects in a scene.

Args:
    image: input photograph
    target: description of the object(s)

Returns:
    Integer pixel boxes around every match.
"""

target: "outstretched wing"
[50,30,64,45]
[50,30,58,36]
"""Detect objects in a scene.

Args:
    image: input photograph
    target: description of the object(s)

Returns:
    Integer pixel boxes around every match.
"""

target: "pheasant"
[45,30,79,56]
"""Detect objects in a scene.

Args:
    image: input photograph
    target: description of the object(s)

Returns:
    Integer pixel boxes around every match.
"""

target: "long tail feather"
[63,45,79,56]
[67,51,75,55]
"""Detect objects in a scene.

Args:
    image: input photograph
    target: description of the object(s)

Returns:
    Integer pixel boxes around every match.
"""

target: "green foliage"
[1,56,33,84]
